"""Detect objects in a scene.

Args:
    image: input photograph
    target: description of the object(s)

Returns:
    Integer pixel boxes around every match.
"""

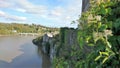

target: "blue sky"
[0,0,82,28]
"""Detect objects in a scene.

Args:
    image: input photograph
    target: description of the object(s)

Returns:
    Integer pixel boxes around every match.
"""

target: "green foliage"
[60,28,66,44]
[32,36,43,46]
[0,23,59,35]
[53,57,70,68]
[53,0,120,68]
[77,31,84,48]
[77,0,120,67]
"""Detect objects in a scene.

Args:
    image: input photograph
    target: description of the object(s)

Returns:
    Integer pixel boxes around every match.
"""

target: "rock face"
[34,28,79,62]
[41,32,56,62]
[33,27,92,65]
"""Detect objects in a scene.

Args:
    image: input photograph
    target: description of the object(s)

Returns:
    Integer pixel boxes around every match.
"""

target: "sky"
[0,0,82,28]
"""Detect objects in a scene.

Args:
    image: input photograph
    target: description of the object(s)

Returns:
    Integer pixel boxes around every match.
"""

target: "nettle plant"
[77,0,120,67]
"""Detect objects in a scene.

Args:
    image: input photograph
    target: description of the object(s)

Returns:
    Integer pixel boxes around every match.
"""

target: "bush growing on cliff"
[32,36,43,46]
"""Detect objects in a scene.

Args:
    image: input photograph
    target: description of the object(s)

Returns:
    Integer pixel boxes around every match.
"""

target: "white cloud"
[15,0,48,15]
[0,0,82,28]
[0,0,11,8]
[0,10,27,21]
[14,0,82,23]
[0,0,48,14]
[50,7,64,17]
[66,16,71,20]
[47,0,82,24]
[51,10,62,17]
[16,8,26,13]
[0,11,6,16]
[6,16,27,21]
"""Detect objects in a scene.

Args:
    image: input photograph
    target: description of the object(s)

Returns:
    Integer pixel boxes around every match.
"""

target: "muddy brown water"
[0,36,50,68]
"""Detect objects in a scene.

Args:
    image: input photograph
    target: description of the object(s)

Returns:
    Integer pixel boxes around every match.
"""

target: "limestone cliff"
[33,32,59,62]
[33,27,92,63]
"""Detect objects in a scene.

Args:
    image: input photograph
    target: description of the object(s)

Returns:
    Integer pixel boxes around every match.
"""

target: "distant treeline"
[0,22,59,35]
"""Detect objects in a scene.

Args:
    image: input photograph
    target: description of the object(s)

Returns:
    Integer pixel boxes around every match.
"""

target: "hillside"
[0,22,59,35]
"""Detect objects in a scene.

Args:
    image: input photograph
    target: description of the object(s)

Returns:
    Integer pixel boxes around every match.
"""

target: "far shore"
[0,34,40,37]
[0,34,18,37]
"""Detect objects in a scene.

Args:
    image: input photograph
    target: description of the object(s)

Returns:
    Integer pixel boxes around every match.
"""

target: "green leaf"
[102,57,108,64]
[100,52,109,56]
[99,24,107,31]
[100,5,106,15]
[99,52,102,55]
[106,41,112,48]
[86,36,91,43]
[95,55,101,61]
[88,43,95,46]
[105,9,108,14]
[106,22,112,29]
[107,8,112,14]
[79,38,84,48]
[63,61,68,65]
[98,22,102,28]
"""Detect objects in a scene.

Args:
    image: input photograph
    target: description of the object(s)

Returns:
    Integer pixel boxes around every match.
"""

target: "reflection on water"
[0,36,51,68]
[37,46,51,68]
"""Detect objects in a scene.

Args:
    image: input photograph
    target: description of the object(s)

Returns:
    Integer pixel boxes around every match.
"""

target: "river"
[0,36,50,68]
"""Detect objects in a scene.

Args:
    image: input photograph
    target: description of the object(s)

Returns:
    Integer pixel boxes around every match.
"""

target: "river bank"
[0,34,17,37]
